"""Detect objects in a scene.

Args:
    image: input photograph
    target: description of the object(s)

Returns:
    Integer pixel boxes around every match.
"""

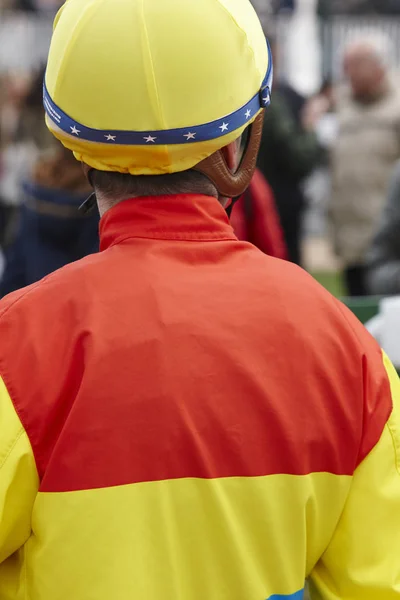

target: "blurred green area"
[311,270,382,325]
[311,270,345,298]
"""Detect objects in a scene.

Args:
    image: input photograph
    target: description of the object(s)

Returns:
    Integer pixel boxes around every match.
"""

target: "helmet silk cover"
[45,0,271,176]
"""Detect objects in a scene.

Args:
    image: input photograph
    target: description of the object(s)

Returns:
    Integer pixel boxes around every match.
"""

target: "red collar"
[99,194,237,251]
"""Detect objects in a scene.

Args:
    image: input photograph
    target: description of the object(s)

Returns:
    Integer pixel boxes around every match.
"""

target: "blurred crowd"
[2,1,400,298]
[0,0,62,12]
[0,66,98,294]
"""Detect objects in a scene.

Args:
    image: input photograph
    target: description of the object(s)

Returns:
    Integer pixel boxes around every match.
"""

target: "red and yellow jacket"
[0,194,399,600]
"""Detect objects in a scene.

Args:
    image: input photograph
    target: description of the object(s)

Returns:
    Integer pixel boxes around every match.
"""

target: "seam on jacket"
[24,543,29,600]
[333,298,392,458]
[0,365,41,479]
[21,544,28,600]
[387,417,400,476]
[0,428,25,471]
[334,300,369,354]
[0,254,76,322]
[108,234,239,248]
[0,279,48,322]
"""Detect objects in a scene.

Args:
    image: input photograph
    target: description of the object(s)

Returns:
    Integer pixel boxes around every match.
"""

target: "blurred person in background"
[367,159,400,295]
[257,39,323,265]
[0,0,63,11]
[274,0,295,12]
[231,169,288,259]
[303,78,338,237]
[0,144,98,295]
[0,73,31,146]
[0,72,34,245]
[330,35,400,297]
[0,68,98,295]
[318,0,400,15]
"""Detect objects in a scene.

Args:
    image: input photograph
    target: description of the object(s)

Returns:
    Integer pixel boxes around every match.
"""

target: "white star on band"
[219,122,229,132]
[184,132,196,140]
[144,135,157,143]
[245,109,252,119]
[105,134,116,141]
[262,95,270,105]
[70,126,80,135]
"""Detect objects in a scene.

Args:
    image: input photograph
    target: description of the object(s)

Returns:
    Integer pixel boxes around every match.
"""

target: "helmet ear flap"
[193,112,264,199]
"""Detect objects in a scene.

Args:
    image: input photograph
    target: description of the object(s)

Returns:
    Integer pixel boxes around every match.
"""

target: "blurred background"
[2,0,400,313]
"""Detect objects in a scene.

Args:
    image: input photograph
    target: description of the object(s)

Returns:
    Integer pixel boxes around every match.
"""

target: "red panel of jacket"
[0,194,391,494]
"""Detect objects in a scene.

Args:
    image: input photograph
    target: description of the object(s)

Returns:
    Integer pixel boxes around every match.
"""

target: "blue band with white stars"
[44,41,273,146]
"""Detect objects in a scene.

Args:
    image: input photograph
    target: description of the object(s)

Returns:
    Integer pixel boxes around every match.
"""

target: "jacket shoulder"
[269,259,376,352]
[268,260,392,464]
[0,251,103,321]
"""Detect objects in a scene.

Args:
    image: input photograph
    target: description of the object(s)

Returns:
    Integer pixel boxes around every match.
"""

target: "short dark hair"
[91,169,217,200]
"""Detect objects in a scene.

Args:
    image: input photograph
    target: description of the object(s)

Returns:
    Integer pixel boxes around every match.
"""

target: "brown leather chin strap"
[193,112,264,198]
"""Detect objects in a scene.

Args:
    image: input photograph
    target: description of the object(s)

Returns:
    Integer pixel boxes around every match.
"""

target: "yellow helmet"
[44,0,272,178]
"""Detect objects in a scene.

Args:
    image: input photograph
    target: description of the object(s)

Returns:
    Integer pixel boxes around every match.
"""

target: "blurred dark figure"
[367,160,400,295]
[17,67,52,149]
[304,79,337,237]
[15,0,37,10]
[330,36,400,297]
[231,169,287,259]
[257,67,322,265]
[0,146,99,296]
[0,70,99,297]
[319,78,335,108]
[318,0,400,15]
[273,0,295,12]
[0,72,33,246]
[10,0,63,12]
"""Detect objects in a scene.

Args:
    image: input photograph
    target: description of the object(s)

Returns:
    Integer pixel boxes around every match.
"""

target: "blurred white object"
[303,114,337,237]
[0,12,53,74]
[380,297,400,367]
[365,296,400,367]
[0,142,38,206]
[286,0,322,95]
[365,314,384,343]
[315,113,339,148]
[0,251,5,284]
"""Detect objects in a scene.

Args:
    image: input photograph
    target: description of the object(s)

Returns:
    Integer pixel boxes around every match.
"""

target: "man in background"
[330,35,400,296]
[367,159,400,295]
[0,69,98,295]
[257,42,323,265]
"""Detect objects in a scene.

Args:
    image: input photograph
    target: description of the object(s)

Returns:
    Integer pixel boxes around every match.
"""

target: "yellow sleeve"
[0,376,39,563]
[309,353,400,599]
